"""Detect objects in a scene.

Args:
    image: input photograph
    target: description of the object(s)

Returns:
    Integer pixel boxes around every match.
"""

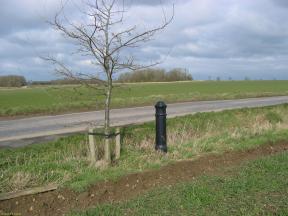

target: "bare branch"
[109,4,174,56]
[42,55,107,91]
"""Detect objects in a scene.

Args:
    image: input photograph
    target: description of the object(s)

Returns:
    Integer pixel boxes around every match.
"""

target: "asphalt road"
[1,96,288,148]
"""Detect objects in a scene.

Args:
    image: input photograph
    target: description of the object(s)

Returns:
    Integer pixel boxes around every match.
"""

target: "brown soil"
[1,142,287,216]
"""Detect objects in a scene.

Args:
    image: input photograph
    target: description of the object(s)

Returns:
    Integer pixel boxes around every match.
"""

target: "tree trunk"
[88,128,97,164]
[103,9,112,164]
[104,80,112,163]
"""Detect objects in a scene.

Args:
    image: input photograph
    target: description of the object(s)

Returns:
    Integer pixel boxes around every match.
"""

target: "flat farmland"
[1,80,288,117]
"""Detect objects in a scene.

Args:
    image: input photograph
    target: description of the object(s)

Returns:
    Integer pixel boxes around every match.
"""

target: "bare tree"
[46,0,173,164]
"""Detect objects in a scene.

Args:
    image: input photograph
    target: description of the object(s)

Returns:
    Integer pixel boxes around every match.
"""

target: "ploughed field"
[1,80,288,117]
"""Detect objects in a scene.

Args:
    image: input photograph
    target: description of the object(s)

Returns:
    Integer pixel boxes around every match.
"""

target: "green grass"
[1,80,288,116]
[73,152,288,216]
[1,104,288,193]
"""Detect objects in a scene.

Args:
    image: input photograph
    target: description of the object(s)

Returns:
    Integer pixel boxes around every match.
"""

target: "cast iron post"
[155,101,167,152]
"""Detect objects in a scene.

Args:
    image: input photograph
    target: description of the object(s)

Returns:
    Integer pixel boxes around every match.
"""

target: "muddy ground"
[1,142,287,216]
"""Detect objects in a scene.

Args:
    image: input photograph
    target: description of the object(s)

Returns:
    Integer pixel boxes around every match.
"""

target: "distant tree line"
[0,75,27,87]
[117,68,193,83]
[0,68,192,87]
[31,78,103,86]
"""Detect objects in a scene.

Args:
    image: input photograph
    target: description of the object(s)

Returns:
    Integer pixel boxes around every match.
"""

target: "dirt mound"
[1,142,287,216]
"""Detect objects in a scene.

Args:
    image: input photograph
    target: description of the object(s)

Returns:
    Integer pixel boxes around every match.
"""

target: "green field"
[1,80,288,117]
[74,152,288,216]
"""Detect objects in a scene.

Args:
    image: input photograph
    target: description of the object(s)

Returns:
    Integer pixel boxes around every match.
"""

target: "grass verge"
[0,104,288,193]
[72,151,288,216]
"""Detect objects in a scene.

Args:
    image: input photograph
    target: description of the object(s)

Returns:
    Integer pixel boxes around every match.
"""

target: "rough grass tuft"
[265,111,283,124]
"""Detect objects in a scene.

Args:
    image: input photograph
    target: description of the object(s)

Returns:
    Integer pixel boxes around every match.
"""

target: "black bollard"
[155,101,167,153]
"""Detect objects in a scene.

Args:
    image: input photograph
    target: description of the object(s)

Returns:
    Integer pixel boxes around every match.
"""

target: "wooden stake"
[88,128,97,163]
[0,184,58,201]
[104,137,111,164]
[115,127,121,160]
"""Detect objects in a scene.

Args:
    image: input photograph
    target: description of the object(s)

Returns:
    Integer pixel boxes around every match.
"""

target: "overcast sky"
[1,0,288,80]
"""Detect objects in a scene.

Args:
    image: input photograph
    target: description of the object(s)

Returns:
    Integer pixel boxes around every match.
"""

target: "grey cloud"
[272,0,288,7]
[124,0,187,6]
[0,1,47,36]
[147,0,288,60]
[127,0,165,5]
[1,0,288,80]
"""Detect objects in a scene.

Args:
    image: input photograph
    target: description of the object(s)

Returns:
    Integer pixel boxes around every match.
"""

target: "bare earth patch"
[1,141,287,216]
